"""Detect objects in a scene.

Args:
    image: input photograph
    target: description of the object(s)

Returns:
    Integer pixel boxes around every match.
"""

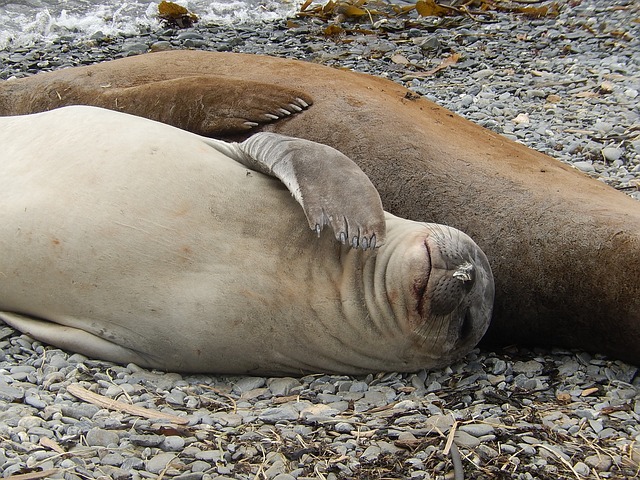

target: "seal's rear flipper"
[0,312,153,367]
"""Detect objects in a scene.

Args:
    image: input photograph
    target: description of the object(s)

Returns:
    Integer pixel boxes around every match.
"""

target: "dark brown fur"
[1,50,638,364]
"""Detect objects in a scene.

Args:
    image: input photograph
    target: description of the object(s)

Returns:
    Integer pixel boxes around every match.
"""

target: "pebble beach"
[1,1,639,479]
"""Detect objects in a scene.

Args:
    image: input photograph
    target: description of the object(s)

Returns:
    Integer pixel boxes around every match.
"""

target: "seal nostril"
[453,262,475,285]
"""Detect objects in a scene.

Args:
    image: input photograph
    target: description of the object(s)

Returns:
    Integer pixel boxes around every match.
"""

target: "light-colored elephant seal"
[0,106,493,375]
[1,51,638,365]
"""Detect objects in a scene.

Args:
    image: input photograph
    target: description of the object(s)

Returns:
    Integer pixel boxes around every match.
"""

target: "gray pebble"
[85,427,119,447]
[602,147,622,162]
[174,474,204,480]
[574,161,596,173]
[130,434,165,447]
[259,404,299,423]
[162,435,186,451]
[459,423,495,437]
[61,404,99,420]
[233,377,266,393]
[190,460,211,472]
[361,445,381,461]
[101,453,125,466]
[0,381,25,401]
[454,430,481,447]
[267,377,300,396]
[146,452,180,474]
[272,475,296,480]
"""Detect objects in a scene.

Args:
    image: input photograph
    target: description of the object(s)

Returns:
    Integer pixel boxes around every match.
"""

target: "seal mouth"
[413,238,434,319]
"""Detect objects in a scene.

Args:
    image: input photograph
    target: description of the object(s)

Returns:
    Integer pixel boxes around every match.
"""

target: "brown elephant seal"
[0,50,638,365]
[0,106,493,375]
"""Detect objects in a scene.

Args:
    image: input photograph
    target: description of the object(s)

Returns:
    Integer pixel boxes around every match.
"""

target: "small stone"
[100,466,130,480]
[258,404,299,423]
[162,435,186,451]
[146,452,180,475]
[460,94,474,107]
[61,404,100,420]
[166,389,187,405]
[459,424,495,437]
[584,454,612,471]
[361,445,381,462]
[454,430,480,447]
[264,460,286,478]
[268,377,300,396]
[601,147,622,162]
[334,422,353,433]
[377,441,403,455]
[513,360,543,374]
[349,381,369,393]
[573,161,595,173]
[414,36,440,51]
[85,427,119,447]
[102,453,125,466]
[17,415,42,429]
[130,434,165,447]
[233,377,266,393]
[598,81,614,93]
[190,460,211,472]
[121,457,144,470]
[0,381,24,401]
[150,41,173,52]
[492,360,507,375]
[174,474,204,480]
[573,461,590,476]
[513,113,530,125]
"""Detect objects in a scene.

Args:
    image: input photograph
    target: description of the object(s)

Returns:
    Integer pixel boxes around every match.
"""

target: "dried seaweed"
[297,0,560,23]
[157,0,198,28]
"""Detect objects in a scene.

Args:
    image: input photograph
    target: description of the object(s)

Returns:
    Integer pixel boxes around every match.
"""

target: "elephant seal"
[0,106,494,375]
[0,50,638,365]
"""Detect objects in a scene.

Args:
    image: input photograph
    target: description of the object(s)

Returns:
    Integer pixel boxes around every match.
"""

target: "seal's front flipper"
[206,133,386,249]
[101,76,312,136]
[0,312,155,367]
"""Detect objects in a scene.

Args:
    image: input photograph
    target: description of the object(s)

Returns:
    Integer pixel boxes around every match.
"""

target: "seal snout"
[415,226,494,354]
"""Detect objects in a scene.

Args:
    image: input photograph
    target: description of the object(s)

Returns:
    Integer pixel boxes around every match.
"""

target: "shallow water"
[0,0,301,48]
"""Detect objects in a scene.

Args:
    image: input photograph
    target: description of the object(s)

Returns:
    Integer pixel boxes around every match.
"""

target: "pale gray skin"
[0,106,494,375]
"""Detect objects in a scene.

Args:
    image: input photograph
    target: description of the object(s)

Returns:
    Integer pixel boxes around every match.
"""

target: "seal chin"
[415,224,494,360]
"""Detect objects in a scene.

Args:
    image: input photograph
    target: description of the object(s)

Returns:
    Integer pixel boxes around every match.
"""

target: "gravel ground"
[1,1,639,479]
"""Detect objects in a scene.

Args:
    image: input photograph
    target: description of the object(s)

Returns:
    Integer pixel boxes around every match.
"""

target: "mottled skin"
[0,106,494,375]
[0,50,638,365]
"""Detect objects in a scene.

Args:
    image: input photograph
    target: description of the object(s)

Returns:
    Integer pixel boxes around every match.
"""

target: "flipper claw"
[244,121,260,128]
[264,113,280,121]
[315,224,321,237]
[277,108,291,116]
[361,237,369,249]
[339,232,347,245]
[351,236,359,248]
[296,98,309,108]
[289,103,303,112]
